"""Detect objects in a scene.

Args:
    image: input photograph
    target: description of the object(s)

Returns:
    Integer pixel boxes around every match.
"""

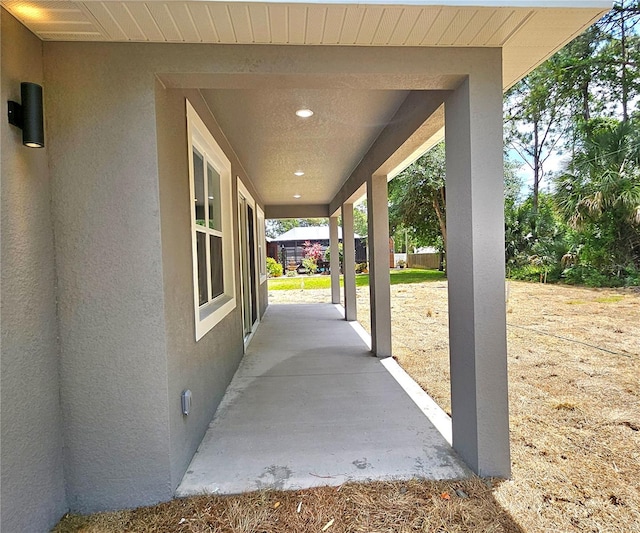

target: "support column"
[445,72,511,477]
[329,215,341,305]
[367,176,392,357]
[341,203,357,321]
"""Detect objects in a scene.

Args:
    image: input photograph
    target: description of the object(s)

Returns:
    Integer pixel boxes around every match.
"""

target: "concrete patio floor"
[176,303,471,496]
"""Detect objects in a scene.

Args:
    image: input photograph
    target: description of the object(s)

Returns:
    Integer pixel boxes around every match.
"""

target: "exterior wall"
[154,86,248,488]
[43,41,173,512]
[39,38,273,512]
[1,32,509,519]
[0,9,68,532]
[259,278,268,318]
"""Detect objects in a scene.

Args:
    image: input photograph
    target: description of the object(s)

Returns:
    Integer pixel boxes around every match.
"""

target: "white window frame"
[187,100,236,341]
[257,206,267,284]
[237,178,260,338]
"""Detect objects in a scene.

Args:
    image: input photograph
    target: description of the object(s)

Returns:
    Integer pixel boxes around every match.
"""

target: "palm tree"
[555,118,640,271]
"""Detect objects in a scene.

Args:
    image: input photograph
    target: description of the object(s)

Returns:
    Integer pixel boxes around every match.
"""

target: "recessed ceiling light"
[294,171,305,176]
[293,194,301,199]
[295,109,314,118]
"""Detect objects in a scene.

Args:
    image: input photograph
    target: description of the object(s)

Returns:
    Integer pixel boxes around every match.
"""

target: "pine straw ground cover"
[56,279,639,533]
[360,280,640,533]
[55,478,519,533]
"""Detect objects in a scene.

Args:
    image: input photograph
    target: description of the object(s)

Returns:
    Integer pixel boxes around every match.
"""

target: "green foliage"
[560,262,639,287]
[500,3,640,288]
[324,243,343,264]
[266,257,283,278]
[301,241,323,275]
[505,193,570,271]
[504,54,572,211]
[504,157,524,205]
[391,146,520,257]
[302,257,318,275]
[509,263,562,283]
[389,143,447,251]
[353,204,369,238]
[595,1,640,121]
[554,118,640,278]
[355,262,368,274]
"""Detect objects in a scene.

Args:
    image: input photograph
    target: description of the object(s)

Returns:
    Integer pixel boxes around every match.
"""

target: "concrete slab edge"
[332,303,452,445]
[333,304,372,350]
[380,358,453,445]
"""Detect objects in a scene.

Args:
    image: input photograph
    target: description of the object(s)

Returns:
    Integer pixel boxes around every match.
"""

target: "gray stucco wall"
[40,38,269,511]
[259,280,268,318]
[43,41,173,513]
[3,33,500,519]
[154,86,249,488]
[0,9,68,532]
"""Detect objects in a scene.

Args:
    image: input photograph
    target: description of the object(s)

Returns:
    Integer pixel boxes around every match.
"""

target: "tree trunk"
[533,115,541,218]
[581,81,591,121]
[620,16,629,123]
[432,190,447,255]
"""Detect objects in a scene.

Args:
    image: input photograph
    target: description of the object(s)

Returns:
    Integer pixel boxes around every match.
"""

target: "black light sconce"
[8,82,45,148]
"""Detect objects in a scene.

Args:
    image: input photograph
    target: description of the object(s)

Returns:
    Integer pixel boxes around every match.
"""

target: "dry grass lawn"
[376,280,640,533]
[55,278,640,533]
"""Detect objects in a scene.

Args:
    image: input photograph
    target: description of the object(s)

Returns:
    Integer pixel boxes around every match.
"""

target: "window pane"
[210,235,224,299]
[196,231,208,306]
[207,163,222,231]
[193,148,205,227]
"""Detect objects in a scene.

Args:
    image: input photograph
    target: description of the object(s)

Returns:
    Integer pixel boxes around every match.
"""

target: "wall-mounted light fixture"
[8,82,45,148]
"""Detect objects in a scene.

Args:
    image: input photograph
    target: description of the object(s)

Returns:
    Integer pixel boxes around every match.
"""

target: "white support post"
[367,176,392,357]
[329,215,341,305]
[445,72,511,477]
[341,203,357,322]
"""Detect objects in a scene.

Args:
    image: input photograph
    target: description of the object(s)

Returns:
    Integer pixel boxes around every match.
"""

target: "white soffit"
[2,1,610,87]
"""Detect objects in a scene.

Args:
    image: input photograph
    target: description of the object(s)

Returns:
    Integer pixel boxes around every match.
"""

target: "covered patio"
[177,303,469,495]
[1,2,611,530]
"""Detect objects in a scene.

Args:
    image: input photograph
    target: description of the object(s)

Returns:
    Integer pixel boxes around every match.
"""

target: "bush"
[286,270,297,277]
[562,263,640,288]
[355,262,368,274]
[622,265,640,287]
[266,257,283,278]
[302,257,318,275]
[509,264,562,283]
[324,243,343,264]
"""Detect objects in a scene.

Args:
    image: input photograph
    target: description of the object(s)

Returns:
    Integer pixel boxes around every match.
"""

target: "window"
[257,207,267,283]
[187,101,235,340]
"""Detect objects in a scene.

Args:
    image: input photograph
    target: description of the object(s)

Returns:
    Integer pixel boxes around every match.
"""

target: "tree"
[390,144,520,256]
[596,1,640,122]
[505,193,570,281]
[555,118,640,275]
[302,240,323,275]
[352,203,369,238]
[388,142,447,253]
[504,56,572,216]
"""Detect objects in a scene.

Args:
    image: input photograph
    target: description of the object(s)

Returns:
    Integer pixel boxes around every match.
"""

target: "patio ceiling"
[200,88,410,206]
[3,1,610,210]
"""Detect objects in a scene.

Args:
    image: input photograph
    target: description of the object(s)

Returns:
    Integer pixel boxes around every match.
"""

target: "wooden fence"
[407,253,441,270]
